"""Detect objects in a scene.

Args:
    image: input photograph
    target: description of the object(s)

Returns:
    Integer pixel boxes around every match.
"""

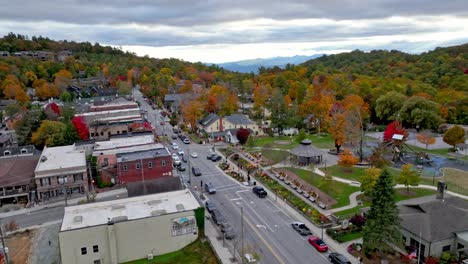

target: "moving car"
[190,152,198,158]
[291,222,312,236]
[192,167,202,176]
[308,236,328,252]
[328,253,351,264]
[205,182,216,194]
[205,200,216,213]
[252,186,267,198]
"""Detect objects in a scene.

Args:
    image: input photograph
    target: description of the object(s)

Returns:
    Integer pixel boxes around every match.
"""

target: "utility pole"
[187,147,191,185]
[0,222,10,264]
[241,206,244,260]
[141,159,146,194]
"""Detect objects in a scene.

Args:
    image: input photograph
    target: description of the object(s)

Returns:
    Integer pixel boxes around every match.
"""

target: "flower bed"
[326,225,362,243]
[226,170,245,182]
[254,171,328,225]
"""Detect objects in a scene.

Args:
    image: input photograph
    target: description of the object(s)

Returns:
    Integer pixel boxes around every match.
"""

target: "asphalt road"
[133,89,331,264]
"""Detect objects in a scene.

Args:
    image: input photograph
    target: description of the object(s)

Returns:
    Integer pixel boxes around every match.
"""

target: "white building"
[34,145,88,201]
[59,190,201,264]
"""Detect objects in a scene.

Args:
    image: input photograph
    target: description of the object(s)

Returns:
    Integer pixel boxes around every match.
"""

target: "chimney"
[436,181,446,200]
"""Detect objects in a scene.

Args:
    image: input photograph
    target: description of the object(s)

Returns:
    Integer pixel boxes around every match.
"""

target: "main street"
[134,89,331,264]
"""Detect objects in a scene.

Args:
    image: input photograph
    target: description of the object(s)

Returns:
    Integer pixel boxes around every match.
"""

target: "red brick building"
[116,149,173,185]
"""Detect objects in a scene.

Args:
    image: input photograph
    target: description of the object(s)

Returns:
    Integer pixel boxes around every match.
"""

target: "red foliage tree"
[47,102,61,116]
[72,116,89,140]
[236,128,251,144]
[350,214,366,228]
[383,121,408,142]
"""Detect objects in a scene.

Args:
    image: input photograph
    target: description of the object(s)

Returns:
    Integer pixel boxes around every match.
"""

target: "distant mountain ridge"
[213,54,323,73]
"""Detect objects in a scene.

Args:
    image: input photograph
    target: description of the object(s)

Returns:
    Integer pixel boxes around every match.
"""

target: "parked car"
[160,121,165,125]
[171,143,179,150]
[177,164,186,171]
[220,222,231,233]
[244,253,257,263]
[192,167,202,176]
[308,236,328,252]
[172,156,181,166]
[190,152,198,158]
[183,138,190,144]
[172,128,179,134]
[178,150,184,156]
[252,186,267,198]
[205,182,216,194]
[291,222,312,236]
[211,210,225,225]
[171,134,177,139]
[328,253,351,264]
[205,200,216,213]
[207,153,215,160]
[224,226,235,240]
[171,153,178,159]
[182,155,188,163]
[211,155,222,162]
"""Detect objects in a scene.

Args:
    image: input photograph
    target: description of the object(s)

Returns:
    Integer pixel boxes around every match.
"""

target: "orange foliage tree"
[338,149,359,171]
[54,69,72,92]
[416,131,436,149]
[329,110,347,153]
[179,80,193,93]
[182,100,204,132]
[2,74,29,104]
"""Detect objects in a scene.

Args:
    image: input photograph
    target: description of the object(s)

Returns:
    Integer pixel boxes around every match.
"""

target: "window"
[136,163,141,169]
[458,243,465,250]
[123,165,128,172]
[81,247,87,255]
[148,162,153,168]
[162,160,166,166]
[73,174,83,182]
[442,245,451,252]
[94,260,101,264]
[93,245,99,253]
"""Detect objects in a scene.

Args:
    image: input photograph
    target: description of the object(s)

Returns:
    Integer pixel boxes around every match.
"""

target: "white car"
[178,150,185,156]
[171,144,179,150]
[171,153,178,159]
[190,152,198,158]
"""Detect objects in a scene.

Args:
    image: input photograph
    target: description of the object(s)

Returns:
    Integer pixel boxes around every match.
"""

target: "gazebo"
[290,139,323,166]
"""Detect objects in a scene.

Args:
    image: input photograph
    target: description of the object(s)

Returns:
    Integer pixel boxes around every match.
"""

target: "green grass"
[324,165,400,183]
[305,134,335,149]
[250,133,334,150]
[403,144,452,157]
[420,167,468,196]
[285,167,360,208]
[333,188,437,218]
[252,149,289,165]
[123,239,218,264]
[338,231,363,242]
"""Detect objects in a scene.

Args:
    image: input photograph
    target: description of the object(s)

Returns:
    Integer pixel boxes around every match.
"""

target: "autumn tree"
[117,80,131,95]
[375,91,406,122]
[443,125,465,150]
[181,100,204,132]
[337,149,359,171]
[44,102,61,121]
[72,116,89,140]
[342,94,369,161]
[361,167,382,196]
[383,121,408,142]
[199,71,214,88]
[363,169,400,255]
[417,131,436,149]
[54,69,72,92]
[329,105,347,153]
[31,120,66,148]
[179,80,193,93]
[236,128,250,144]
[253,84,270,118]
[399,96,443,129]
[2,74,30,104]
[369,145,390,168]
[397,164,420,193]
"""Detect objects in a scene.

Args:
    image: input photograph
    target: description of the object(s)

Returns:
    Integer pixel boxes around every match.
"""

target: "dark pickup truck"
[252,186,267,198]
[291,222,312,236]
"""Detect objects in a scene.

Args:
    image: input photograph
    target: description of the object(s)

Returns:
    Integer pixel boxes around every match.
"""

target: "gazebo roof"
[290,139,323,157]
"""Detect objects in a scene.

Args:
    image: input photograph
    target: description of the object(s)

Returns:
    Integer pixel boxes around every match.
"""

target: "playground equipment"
[383,134,433,166]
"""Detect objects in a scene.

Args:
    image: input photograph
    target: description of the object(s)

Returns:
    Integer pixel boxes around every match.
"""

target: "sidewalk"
[205,215,237,264]
[0,188,127,218]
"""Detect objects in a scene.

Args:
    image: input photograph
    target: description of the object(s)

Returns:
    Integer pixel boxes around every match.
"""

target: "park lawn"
[339,231,363,242]
[305,134,335,149]
[285,167,360,208]
[258,149,289,164]
[334,188,437,218]
[325,165,400,183]
[252,136,296,149]
[404,144,451,157]
[420,167,468,196]
[123,239,218,264]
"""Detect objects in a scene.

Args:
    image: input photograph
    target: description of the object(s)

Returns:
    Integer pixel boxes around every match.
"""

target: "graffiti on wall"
[171,216,197,236]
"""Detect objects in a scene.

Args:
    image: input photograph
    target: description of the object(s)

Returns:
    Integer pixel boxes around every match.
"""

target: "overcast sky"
[1,0,467,63]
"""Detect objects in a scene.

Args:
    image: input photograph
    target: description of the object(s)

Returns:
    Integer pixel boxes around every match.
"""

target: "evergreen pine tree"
[363,169,401,255]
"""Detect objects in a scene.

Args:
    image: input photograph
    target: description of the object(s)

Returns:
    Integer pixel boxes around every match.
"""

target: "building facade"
[34,145,88,201]
[59,190,201,264]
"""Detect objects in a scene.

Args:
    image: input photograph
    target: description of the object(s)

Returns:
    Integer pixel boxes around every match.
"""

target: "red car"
[160,121,165,125]
[308,236,328,252]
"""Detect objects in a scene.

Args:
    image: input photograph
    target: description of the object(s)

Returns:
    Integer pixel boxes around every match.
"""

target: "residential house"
[198,113,264,141]
[59,190,200,264]
[0,145,40,205]
[163,93,198,113]
[57,50,73,62]
[34,145,88,201]
[399,190,468,262]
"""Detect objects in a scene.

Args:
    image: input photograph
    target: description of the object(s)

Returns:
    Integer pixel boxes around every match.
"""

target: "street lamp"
[321,221,324,240]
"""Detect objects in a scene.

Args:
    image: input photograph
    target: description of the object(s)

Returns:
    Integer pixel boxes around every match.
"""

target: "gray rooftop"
[199,113,219,127]
[290,140,323,157]
[399,196,468,242]
[117,148,170,162]
[224,114,255,125]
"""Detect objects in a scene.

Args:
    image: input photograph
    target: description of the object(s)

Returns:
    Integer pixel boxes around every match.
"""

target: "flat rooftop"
[35,145,86,174]
[95,115,143,123]
[93,143,164,156]
[61,190,200,231]
[94,135,155,151]
[117,148,170,162]
[78,108,141,117]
